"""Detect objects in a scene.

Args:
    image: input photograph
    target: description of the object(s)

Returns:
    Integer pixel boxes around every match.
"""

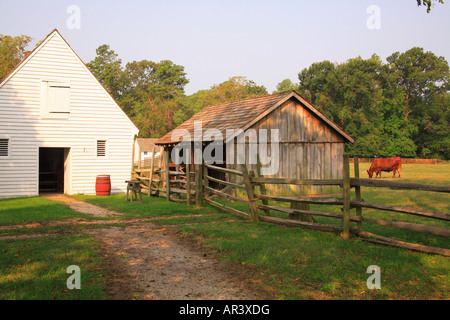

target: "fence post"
[148,147,155,196]
[186,162,191,206]
[203,161,209,199]
[195,163,203,208]
[353,158,362,232]
[240,163,260,222]
[131,137,136,180]
[256,156,270,216]
[342,154,351,240]
[165,147,170,202]
[138,144,142,171]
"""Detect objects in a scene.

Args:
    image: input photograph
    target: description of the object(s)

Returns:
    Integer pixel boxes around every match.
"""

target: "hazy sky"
[1,0,449,95]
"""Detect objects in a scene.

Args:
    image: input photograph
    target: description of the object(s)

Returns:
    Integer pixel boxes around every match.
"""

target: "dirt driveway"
[39,194,268,300]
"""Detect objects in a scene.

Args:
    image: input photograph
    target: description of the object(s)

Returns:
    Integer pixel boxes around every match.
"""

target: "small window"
[97,140,106,157]
[0,139,8,157]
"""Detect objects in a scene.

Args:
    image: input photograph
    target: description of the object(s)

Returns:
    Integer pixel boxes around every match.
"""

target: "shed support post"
[186,160,191,206]
[131,137,136,180]
[148,147,155,197]
[195,163,203,208]
[165,147,170,202]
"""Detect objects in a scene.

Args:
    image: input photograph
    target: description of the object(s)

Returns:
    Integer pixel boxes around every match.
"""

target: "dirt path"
[88,224,259,300]
[37,194,265,300]
[41,193,122,217]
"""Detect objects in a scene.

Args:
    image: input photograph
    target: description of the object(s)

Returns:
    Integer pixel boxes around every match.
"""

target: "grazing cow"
[367,157,402,179]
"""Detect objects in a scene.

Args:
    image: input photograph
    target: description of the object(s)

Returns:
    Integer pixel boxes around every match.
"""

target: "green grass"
[0,197,109,299]
[78,163,448,299]
[72,193,214,220]
[178,221,449,299]
[0,163,448,300]
[72,164,449,299]
[0,197,93,226]
[0,234,106,300]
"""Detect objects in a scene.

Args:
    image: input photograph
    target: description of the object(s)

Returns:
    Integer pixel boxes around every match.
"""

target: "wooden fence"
[132,152,450,256]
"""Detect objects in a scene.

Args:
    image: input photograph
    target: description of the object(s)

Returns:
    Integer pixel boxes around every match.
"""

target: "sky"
[1,0,449,95]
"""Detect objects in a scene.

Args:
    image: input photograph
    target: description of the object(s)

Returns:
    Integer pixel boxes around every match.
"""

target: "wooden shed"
[155,91,354,195]
[133,138,163,167]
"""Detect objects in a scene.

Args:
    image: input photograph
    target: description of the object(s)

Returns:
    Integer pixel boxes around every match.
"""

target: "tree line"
[282,49,450,159]
[78,44,450,160]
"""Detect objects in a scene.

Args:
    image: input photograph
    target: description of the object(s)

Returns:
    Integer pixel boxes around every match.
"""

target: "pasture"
[0,163,448,300]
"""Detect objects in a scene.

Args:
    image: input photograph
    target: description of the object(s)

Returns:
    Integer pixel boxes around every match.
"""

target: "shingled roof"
[155,90,354,145]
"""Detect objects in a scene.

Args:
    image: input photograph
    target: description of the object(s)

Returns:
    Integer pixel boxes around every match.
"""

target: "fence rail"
[132,152,449,257]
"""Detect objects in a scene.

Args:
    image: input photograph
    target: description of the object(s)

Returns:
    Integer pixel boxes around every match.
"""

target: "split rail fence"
[132,151,450,256]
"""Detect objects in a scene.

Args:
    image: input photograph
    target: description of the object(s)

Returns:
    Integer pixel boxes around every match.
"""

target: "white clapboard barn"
[0,29,139,198]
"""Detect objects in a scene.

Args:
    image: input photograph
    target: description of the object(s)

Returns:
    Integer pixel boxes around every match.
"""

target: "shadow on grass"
[0,197,92,226]
[0,234,106,300]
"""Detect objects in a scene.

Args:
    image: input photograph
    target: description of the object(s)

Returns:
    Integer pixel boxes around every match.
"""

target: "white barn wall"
[0,30,139,198]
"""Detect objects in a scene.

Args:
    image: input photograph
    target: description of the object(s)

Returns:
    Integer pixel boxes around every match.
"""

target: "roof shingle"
[156,91,293,145]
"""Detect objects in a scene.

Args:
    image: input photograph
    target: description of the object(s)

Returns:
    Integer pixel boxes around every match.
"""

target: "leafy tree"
[87,45,189,138]
[118,59,189,138]
[183,76,268,113]
[417,0,444,12]
[386,47,450,120]
[273,79,298,93]
[386,47,450,158]
[86,44,123,100]
[414,92,450,158]
[205,76,268,105]
[297,50,449,159]
[0,34,32,82]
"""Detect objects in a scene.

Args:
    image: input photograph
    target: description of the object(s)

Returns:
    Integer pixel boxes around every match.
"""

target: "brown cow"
[367,157,402,179]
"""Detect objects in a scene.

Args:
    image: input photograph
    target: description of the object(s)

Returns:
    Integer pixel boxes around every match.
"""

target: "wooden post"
[137,143,142,171]
[175,163,181,197]
[203,161,209,198]
[353,158,363,231]
[186,161,191,206]
[165,147,170,202]
[131,137,136,180]
[255,156,270,216]
[240,163,260,222]
[342,154,351,240]
[195,163,203,208]
[148,147,155,196]
[290,202,316,223]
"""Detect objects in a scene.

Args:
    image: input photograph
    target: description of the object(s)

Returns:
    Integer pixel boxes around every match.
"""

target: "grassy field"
[0,163,448,300]
[0,197,108,299]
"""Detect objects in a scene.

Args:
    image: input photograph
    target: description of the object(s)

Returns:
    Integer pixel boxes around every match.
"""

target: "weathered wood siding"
[0,31,138,198]
[227,99,344,195]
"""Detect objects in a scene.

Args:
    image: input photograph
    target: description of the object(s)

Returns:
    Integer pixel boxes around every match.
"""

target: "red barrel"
[96,175,111,196]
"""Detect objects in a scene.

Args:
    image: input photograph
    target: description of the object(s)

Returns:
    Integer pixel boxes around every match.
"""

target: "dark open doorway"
[39,148,68,194]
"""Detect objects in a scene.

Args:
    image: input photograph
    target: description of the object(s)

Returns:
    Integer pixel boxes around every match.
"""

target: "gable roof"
[0,29,139,133]
[155,90,354,145]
